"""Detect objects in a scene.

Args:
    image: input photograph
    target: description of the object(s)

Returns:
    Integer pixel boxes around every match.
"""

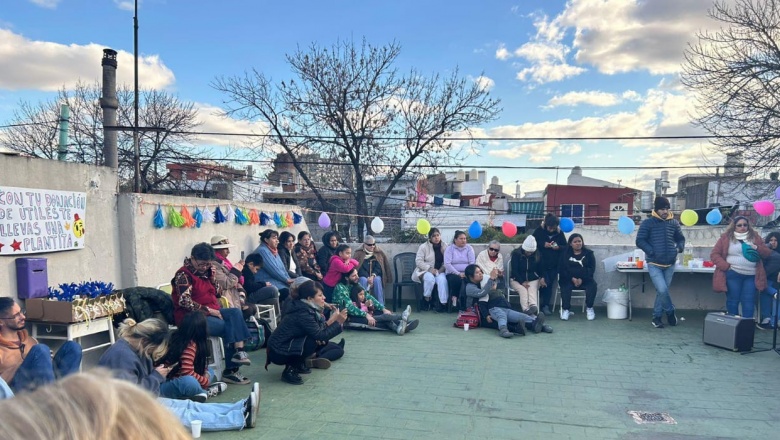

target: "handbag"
[741,241,760,262]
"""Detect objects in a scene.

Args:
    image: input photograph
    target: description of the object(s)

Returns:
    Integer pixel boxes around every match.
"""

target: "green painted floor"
[199,307,780,440]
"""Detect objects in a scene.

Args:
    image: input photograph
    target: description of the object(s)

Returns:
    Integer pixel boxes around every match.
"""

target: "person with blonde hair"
[99,318,260,431]
[0,369,192,440]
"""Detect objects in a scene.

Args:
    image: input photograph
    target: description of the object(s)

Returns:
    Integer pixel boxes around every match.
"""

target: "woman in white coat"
[412,228,449,312]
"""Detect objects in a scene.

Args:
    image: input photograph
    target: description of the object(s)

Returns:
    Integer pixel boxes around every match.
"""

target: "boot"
[498,326,513,338]
[295,360,311,374]
[281,365,304,385]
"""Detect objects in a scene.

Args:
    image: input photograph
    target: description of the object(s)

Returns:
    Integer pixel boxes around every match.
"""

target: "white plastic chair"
[552,276,587,314]
[504,256,521,305]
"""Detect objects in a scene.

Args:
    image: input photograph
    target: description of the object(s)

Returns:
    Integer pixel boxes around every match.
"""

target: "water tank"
[491,176,499,185]
[471,168,478,181]
[661,170,669,182]
[515,183,521,198]
[571,166,582,176]
[640,191,654,211]
[456,169,465,181]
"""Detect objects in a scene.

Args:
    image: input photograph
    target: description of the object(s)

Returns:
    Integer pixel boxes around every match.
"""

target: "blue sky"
[1,0,725,193]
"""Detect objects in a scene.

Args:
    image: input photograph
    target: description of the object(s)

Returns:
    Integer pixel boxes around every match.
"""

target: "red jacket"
[710,234,772,293]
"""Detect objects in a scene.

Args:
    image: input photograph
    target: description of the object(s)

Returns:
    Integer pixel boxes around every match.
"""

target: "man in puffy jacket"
[636,196,686,329]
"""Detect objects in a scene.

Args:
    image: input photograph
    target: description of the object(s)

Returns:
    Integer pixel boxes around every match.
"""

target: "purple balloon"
[775,186,780,199]
[318,212,331,228]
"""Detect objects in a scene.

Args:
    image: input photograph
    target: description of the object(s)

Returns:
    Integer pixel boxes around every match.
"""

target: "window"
[560,204,585,224]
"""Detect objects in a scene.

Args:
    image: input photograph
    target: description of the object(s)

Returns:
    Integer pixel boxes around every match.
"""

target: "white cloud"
[193,103,270,148]
[0,28,175,92]
[29,0,60,8]
[546,90,621,108]
[113,0,135,11]
[472,75,495,91]
[495,45,511,61]
[488,140,581,163]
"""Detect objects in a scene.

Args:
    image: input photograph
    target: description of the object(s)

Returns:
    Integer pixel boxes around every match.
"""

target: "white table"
[616,266,716,321]
[28,317,116,369]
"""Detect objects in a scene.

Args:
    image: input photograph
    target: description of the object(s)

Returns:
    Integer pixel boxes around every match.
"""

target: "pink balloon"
[502,221,517,238]
[754,200,775,216]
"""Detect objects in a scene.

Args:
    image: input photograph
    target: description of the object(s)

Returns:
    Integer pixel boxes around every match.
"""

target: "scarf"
[363,247,374,258]
[302,298,324,312]
[734,231,749,241]
[265,243,279,256]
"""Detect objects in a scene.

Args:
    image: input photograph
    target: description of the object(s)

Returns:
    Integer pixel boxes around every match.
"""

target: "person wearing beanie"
[636,196,686,328]
[509,235,547,317]
[476,240,505,289]
[532,213,568,316]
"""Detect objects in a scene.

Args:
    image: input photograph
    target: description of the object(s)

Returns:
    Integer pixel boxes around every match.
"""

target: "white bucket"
[606,290,628,320]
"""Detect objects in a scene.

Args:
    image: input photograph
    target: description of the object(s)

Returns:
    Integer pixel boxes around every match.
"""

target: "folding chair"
[504,256,521,305]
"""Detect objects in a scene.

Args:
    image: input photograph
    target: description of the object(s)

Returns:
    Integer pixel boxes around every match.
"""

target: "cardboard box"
[24,294,125,323]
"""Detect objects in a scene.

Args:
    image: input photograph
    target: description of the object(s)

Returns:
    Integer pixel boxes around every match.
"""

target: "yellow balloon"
[416,218,431,235]
[680,209,698,226]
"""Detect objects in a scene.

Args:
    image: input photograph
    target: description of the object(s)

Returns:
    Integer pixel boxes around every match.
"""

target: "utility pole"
[133,0,141,192]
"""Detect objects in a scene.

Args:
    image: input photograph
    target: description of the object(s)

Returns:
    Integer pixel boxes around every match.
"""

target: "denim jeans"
[207,308,250,371]
[9,341,82,392]
[759,281,778,324]
[159,397,246,431]
[160,375,206,399]
[488,307,534,328]
[359,275,384,305]
[0,377,14,399]
[725,269,757,318]
[647,264,676,318]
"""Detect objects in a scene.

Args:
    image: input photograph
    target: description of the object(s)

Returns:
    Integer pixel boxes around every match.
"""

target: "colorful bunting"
[293,212,302,224]
[168,206,185,228]
[181,205,196,228]
[201,206,214,223]
[214,206,226,224]
[193,207,203,228]
[260,212,271,226]
[248,209,260,225]
[153,205,165,229]
[225,204,236,223]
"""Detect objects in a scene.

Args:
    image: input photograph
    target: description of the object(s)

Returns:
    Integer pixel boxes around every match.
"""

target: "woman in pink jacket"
[711,216,772,318]
[322,244,359,303]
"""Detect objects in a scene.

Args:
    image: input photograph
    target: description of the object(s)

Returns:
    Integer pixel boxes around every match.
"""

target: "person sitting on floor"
[464,264,549,338]
[558,233,598,321]
[0,298,82,394]
[172,242,253,385]
[160,311,228,402]
[334,268,419,334]
[266,280,347,385]
[98,318,260,431]
[348,284,414,335]
[353,235,393,305]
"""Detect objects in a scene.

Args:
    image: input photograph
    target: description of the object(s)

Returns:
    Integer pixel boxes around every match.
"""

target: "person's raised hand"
[336,308,348,324]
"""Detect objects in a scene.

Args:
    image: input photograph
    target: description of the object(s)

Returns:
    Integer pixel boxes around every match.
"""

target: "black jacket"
[268,299,342,357]
[532,227,567,270]
[635,213,685,266]
[279,246,302,278]
[510,248,541,283]
[316,232,338,275]
[559,247,596,284]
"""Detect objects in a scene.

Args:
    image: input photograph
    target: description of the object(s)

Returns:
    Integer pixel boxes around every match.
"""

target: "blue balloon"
[706,208,722,226]
[560,217,575,233]
[617,216,635,234]
[468,221,483,239]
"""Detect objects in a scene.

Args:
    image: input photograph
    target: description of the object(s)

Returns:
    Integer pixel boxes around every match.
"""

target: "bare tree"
[682,0,780,177]
[212,39,501,236]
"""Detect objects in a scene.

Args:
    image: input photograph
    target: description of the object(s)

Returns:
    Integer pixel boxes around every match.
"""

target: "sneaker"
[207,382,228,398]
[498,327,513,338]
[305,357,332,369]
[402,305,412,322]
[560,309,570,321]
[541,324,554,333]
[527,305,539,316]
[189,393,207,403]
[757,318,774,330]
[223,370,250,385]
[434,302,446,313]
[652,316,664,328]
[451,296,458,308]
[231,351,252,366]
[396,320,407,335]
[586,308,595,321]
[251,382,261,420]
[511,323,526,336]
[244,391,258,428]
[405,319,420,333]
[666,310,677,326]
[532,312,546,333]
[281,365,303,385]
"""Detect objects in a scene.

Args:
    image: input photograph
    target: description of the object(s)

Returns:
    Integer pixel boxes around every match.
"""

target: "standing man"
[0,298,82,393]
[353,235,393,305]
[636,196,686,329]
[533,214,568,316]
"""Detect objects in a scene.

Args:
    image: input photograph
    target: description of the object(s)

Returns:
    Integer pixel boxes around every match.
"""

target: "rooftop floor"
[201,307,780,440]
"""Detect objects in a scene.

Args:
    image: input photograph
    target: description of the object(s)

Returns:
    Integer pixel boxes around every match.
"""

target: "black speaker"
[703,312,754,352]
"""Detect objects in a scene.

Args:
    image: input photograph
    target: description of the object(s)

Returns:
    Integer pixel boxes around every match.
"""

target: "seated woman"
[509,236,546,316]
[353,235,393,305]
[444,230,476,310]
[161,312,227,402]
[172,242,252,385]
[316,231,341,278]
[475,240,505,289]
[253,229,294,301]
[412,228,449,311]
[98,318,261,431]
[295,231,324,282]
[266,280,347,385]
[279,231,302,278]
[210,235,256,320]
[322,244,359,303]
[464,264,545,338]
[558,233,598,321]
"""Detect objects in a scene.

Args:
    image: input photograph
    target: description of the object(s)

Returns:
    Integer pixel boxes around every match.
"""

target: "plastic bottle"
[683,243,694,267]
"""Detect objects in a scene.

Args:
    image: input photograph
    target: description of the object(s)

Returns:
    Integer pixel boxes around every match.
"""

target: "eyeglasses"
[191,258,211,269]
[0,310,25,320]
[736,223,749,228]
[488,248,500,252]
[365,243,376,247]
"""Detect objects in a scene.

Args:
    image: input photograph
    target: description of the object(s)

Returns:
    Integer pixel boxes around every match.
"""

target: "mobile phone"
[168,362,179,369]
[241,251,245,260]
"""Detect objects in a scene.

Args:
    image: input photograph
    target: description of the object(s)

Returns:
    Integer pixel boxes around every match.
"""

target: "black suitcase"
[702,312,754,352]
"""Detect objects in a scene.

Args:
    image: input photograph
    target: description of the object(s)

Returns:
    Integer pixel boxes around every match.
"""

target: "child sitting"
[347,284,416,335]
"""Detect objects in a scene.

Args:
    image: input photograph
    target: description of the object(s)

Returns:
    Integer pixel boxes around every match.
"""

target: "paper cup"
[464,323,469,331]
[191,420,202,438]
[636,260,644,269]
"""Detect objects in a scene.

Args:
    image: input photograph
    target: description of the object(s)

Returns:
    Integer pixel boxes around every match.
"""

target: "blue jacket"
[98,339,164,396]
[635,212,685,266]
[252,244,291,290]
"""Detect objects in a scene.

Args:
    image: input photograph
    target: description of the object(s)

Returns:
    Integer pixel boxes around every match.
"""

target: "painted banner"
[0,186,87,255]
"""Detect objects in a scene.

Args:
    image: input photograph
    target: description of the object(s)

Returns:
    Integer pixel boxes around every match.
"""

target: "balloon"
[468,221,482,239]
[371,216,385,233]
[501,221,517,238]
[617,216,635,235]
[416,218,431,235]
[318,212,331,228]
[775,186,780,199]
[706,209,722,226]
[680,209,698,226]
[754,200,775,216]
[559,217,575,233]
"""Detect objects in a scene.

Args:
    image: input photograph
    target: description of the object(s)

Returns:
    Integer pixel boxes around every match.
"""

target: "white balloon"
[371,216,385,233]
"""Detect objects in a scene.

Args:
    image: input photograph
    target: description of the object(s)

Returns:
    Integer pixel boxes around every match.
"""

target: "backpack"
[245,316,272,351]
[453,304,481,329]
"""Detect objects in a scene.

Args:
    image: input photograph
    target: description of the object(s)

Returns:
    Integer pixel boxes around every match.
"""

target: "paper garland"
[149,202,306,231]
